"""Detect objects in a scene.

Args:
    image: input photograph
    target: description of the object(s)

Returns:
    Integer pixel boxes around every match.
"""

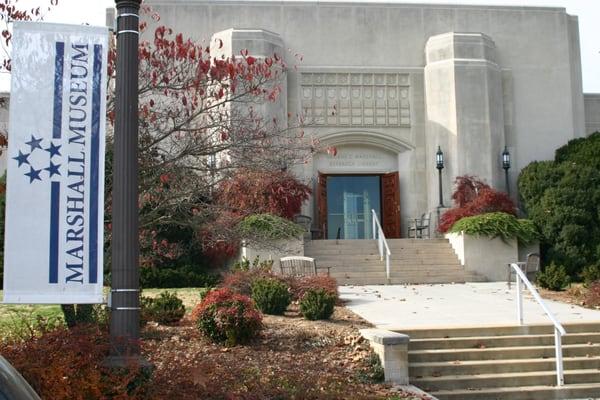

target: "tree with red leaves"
[438,175,516,233]
[103,9,315,268]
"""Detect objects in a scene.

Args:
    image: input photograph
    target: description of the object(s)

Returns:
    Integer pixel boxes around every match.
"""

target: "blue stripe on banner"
[49,182,60,284]
[89,44,102,284]
[53,42,64,139]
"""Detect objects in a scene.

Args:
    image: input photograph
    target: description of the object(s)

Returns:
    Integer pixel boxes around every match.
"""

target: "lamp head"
[436,146,444,170]
[502,146,511,170]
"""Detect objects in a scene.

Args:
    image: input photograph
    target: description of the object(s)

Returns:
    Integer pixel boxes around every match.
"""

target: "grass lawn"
[0,288,204,342]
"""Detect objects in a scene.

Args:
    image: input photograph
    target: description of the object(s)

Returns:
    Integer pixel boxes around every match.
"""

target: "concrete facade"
[584,94,600,135]
[145,1,594,236]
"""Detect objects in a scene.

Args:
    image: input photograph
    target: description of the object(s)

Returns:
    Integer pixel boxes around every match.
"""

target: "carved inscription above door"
[301,72,410,127]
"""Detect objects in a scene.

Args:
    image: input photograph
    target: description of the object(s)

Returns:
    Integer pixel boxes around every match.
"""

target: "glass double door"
[326,175,381,240]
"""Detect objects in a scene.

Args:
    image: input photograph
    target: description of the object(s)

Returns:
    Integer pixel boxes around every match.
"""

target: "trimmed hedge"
[140,265,220,289]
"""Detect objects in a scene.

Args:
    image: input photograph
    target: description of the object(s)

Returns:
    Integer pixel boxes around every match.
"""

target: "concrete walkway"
[340,282,600,330]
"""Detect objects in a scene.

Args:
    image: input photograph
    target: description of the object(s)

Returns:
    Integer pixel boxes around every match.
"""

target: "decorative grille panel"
[300,72,410,127]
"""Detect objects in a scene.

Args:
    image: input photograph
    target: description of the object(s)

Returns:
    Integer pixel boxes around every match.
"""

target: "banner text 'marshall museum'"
[3,22,108,304]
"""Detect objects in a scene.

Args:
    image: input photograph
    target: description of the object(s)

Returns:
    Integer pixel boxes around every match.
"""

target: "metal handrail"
[510,263,566,386]
[371,210,391,281]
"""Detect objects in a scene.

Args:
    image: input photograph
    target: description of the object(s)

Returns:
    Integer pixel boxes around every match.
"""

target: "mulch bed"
[141,305,430,399]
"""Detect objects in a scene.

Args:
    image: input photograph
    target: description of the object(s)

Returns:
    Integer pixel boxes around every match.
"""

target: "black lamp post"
[108,0,144,367]
[436,146,445,207]
[502,146,511,195]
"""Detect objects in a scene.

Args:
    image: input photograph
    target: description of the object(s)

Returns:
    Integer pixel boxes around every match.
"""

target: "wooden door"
[381,172,401,238]
[316,172,327,239]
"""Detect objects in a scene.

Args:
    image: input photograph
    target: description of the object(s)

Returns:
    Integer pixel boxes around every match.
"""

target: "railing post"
[385,254,390,281]
[555,328,565,386]
[372,210,377,240]
[516,274,523,325]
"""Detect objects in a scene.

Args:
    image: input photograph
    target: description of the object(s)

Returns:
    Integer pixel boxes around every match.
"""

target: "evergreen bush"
[580,264,600,287]
[251,278,291,315]
[145,291,186,325]
[537,263,571,291]
[299,288,336,320]
[519,132,600,276]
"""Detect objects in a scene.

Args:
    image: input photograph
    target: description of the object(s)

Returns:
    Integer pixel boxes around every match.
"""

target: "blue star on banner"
[25,166,42,183]
[45,142,62,158]
[25,135,43,153]
[12,150,30,167]
[45,161,61,178]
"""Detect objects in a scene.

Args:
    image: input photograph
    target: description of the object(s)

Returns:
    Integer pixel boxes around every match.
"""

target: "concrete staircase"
[404,323,600,400]
[304,239,483,285]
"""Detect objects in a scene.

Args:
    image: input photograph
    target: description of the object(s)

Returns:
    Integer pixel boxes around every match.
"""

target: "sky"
[4,0,600,92]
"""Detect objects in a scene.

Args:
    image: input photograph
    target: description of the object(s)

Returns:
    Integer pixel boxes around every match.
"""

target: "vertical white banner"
[3,22,108,304]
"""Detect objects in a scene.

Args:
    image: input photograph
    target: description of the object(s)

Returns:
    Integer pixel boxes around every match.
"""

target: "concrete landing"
[340,282,600,330]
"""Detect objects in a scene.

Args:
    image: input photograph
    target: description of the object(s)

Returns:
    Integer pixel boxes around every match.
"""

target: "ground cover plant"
[448,211,538,243]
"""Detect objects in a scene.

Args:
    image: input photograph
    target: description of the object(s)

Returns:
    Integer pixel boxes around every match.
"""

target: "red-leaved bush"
[584,281,600,308]
[438,176,516,233]
[285,275,340,304]
[218,169,311,220]
[1,326,145,399]
[191,288,262,346]
[220,268,278,296]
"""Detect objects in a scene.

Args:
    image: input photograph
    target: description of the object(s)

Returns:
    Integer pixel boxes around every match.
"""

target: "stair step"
[410,356,600,377]
[413,369,600,391]
[398,323,600,339]
[410,333,600,350]
[409,343,600,363]
[431,383,600,400]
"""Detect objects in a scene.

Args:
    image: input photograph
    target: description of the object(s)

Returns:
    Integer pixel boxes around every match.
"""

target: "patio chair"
[293,214,312,233]
[507,253,540,289]
[407,213,431,239]
[279,256,331,277]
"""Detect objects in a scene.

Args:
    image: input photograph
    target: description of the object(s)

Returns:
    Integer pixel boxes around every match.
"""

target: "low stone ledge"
[360,329,410,385]
[360,329,410,345]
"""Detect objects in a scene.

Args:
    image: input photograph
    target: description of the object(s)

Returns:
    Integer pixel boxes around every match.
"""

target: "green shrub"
[238,213,304,242]
[449,212,538,244]
[580,264,600,287]
[356,350,385,383]
[299,288,336,320]
[144,291,186,325]
[537,263,571,291]
[192,288,262,346]
[232,256,274,272]
[519,132,600,277]
[140,265,220,289]
[251,278,291,315]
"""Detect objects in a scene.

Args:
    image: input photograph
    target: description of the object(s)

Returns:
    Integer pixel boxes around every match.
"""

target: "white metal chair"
[407,212,431,239]
[279,256,331,276]
[507,253,540,289]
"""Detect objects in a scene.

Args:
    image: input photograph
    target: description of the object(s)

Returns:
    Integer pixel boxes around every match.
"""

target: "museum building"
[147,0,600,239]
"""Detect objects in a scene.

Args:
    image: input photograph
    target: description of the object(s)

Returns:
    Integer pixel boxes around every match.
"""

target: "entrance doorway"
[327,175,381,239]
[316,172,401,239]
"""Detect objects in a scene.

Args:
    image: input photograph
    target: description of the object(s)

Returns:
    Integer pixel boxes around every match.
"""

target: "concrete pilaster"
[424,33,506,210]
